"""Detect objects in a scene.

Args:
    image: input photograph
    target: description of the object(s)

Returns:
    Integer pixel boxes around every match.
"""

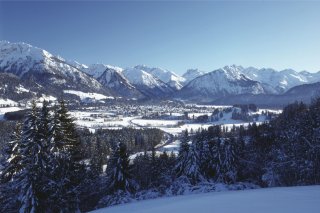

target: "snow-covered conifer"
[106,142,136,193]
[175,130,190,177]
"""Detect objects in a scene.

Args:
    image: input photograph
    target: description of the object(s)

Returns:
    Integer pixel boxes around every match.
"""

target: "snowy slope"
[177,65,266,102]
[123,67,174,97]
[135,65,185,90]
[182,68,205,84]
[92,185,320,213]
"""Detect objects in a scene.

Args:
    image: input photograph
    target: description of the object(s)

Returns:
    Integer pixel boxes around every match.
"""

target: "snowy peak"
[176,65,266,101]
[0,40,53,60]
[66,60,88,71]
[182,69,205,84]
[123,67,164,88]
[0,41,54,76]
[242,67,320,93]
[123,67,174,97]
[0,41,107,98]
[83,64,146,98]
[134,65,185,90]
[85,64,123,79]
[90,65,131,88]
[220,65,246,81]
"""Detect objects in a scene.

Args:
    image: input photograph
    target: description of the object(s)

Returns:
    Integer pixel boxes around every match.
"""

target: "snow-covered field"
[92,185,320,213]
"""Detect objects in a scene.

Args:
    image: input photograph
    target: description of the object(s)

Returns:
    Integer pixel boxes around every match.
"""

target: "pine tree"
[214,138,239,183]
[106,142,136,193]
[38,101,50,143]
[222,138,239,183]
[0,122,22,212]
[90,137,104,176]
[47,100,84,212]
[16,102,49,212]
[132,153,151,189]
[183,142,205,184]
[201,139,216,179]
[1,122,22,183]
[175,130,190,177]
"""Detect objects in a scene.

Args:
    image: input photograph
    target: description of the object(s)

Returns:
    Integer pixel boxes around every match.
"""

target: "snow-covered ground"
[0,106,23,120]
[0,98,17,106]
[92,185,320,213]
[131,119,181,127]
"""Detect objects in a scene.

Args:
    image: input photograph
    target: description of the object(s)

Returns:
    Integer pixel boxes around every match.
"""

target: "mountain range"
[1,41,319,106]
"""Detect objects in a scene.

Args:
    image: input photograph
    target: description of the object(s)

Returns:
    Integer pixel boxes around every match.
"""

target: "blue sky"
[1,1,320,74]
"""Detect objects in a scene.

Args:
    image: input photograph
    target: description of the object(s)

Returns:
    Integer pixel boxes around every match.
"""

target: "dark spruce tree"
[183,142,205,184]
[175,130,190,178]
[106,142,136,193]
[176,130,205,184]
[0,123,22,212]
[90,137,104,176]
[16,102,49,212]
[97,142,137,208]
[1,122,22,183]
[47,100,84,212]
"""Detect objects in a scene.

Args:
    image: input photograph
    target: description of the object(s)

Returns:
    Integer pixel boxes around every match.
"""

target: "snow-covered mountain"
[84,64,123,79]
[212,81,320,106]
[182,68,205,84]
[0,41,108,100]
[242,67,320,93]
[176,65,266,102]
[123,67,174,98]
[1,41,320,104]
[84,64,144,99]
[134,65,185,90]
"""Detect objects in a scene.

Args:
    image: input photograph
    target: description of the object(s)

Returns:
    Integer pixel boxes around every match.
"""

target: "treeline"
[1,98,320,212]
[79,127,164,161]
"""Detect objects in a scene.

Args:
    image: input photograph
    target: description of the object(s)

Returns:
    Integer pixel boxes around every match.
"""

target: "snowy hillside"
[134,65,185,90]
[177,65,266,102]
[92,185,320,213]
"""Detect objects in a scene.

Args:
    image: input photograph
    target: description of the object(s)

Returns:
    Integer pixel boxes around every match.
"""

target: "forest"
[0,98,320,212]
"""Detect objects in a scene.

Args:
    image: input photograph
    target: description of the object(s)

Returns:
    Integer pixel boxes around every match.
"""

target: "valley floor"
[91,185,320,213]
